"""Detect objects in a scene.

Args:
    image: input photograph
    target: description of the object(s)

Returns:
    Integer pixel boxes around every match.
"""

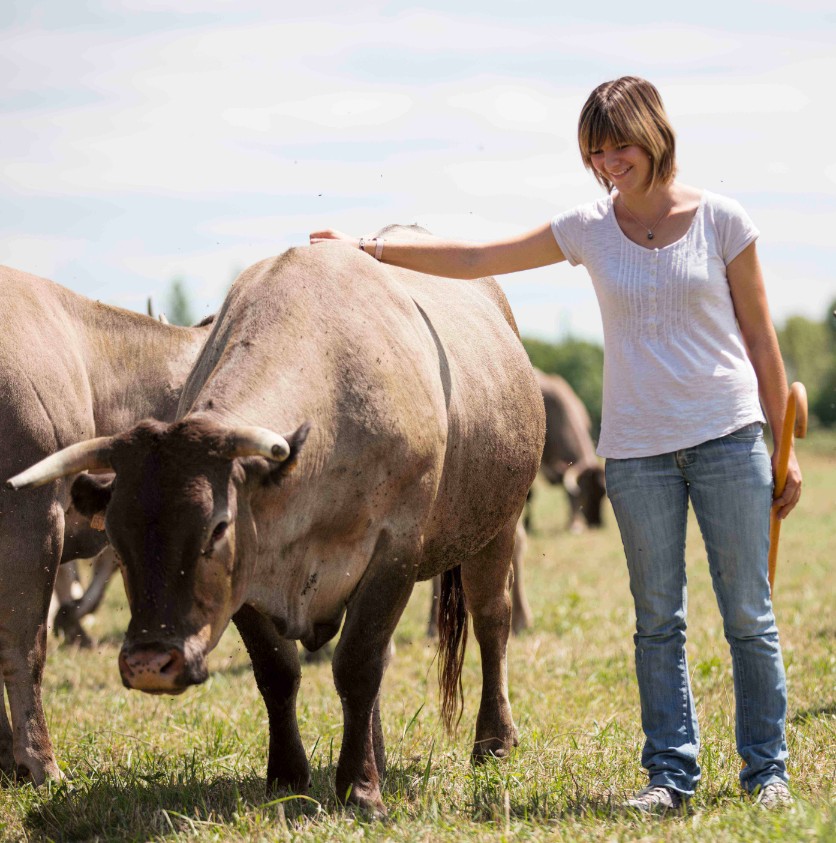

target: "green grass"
[2,433,834,841]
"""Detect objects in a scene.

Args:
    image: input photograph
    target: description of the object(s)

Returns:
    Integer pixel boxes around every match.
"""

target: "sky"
[2,0,834,341]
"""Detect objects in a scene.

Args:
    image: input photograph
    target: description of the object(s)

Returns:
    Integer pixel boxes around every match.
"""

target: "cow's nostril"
[160,648,184,676]
[119,644,186,688]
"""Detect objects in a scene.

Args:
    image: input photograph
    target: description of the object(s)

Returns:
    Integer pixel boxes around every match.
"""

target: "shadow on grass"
[21,761,427,840]
[23,771,333,841]
[791,702,836,723]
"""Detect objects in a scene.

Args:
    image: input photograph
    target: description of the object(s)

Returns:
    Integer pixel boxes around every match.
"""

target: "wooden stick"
[767,382,808,595]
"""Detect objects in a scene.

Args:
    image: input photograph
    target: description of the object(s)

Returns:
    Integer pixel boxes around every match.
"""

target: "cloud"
[223,92,414,132]
[0,234,89,280]
[2,4,834,340]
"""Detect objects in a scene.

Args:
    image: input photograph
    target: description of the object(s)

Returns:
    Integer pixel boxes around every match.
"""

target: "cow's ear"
[265,421,311,486]
[238,422,311,487]
[71,473,114,524]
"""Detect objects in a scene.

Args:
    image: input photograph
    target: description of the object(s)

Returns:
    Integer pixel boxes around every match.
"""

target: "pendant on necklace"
[647,232,655,240]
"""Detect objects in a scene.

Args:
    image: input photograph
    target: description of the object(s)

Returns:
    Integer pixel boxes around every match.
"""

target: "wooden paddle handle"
[767,382,807,593]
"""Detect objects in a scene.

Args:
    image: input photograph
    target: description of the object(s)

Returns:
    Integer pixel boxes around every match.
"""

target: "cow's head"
[564,462,607,529]
[7,415,309,695]
[578,464,606,527]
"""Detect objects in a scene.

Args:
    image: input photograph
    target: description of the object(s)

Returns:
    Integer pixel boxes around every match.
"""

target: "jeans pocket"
[727,422,764,442]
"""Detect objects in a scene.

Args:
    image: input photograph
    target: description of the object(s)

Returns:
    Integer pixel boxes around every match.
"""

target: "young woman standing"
[311,76,801,813]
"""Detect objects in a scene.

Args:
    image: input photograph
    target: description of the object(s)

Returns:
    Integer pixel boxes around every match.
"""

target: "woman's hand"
[772,447,802,520]
[310,229,357,246]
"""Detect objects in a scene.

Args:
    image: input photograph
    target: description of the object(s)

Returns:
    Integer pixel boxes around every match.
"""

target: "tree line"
[523,300,836,437]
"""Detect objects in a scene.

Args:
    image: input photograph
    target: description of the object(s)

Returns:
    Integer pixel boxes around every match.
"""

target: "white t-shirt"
[550,190,765,459]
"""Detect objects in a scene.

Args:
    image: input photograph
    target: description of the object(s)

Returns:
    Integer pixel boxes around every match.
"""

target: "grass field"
[1,433,834,841]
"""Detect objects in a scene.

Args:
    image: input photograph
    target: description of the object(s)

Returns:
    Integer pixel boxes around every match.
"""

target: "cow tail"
[438,565,468,735]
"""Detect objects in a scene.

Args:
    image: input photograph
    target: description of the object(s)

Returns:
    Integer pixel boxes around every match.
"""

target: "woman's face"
[589,141,651,193]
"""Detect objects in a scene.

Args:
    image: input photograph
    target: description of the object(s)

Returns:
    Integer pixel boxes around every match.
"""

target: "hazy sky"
[2,0,834,341]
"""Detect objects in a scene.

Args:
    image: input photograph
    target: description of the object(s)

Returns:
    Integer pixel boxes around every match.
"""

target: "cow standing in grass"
[9,229,545,815]
[0,266,210,783]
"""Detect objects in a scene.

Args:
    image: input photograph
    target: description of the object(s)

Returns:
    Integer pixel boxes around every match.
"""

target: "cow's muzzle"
[118,641,208,694]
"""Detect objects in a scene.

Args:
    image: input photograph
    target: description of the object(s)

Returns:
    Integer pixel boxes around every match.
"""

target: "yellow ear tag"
[90,512,106,531]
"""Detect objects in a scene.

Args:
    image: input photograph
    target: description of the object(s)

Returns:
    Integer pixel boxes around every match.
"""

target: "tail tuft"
[437,565,468,735]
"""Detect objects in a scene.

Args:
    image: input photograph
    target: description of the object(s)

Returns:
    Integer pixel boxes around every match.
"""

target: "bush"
[522,337,604,438]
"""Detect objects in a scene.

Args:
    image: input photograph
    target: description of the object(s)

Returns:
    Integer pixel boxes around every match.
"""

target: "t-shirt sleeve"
[714,195,760,264]
[550,206,585,266]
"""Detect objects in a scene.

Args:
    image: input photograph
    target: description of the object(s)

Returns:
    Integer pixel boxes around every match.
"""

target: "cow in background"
[48,302,179,647]
[48,505,114,648]
[531,368,606,534]
[0,266,211,784]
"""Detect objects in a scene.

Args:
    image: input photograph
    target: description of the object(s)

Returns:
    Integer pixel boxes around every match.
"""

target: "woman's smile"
[590,143,648,192]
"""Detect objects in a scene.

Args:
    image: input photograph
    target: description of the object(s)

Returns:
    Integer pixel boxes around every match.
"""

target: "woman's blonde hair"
[578,77,676,193]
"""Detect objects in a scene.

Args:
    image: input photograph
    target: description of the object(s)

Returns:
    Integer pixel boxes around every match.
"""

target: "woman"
[310,76,801,813]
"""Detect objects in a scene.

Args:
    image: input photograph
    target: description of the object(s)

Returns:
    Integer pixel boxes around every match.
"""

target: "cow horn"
[227,427,290,462]
[6,437,114,491]
[563,462,581,496]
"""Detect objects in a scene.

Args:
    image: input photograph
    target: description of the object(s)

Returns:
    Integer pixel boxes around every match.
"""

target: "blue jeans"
[605,423,788,796]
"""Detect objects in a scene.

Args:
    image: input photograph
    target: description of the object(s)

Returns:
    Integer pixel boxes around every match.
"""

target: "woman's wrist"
[357,236,385,260]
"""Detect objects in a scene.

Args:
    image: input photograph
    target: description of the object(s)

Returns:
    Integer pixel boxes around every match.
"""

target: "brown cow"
[9,230,545,815]
[0,266,210,783]
[533,368,606,533]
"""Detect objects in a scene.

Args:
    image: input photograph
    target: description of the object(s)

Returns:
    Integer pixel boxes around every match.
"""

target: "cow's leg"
[50,561,78,628]
[331,533,415,816]
[460,518,518,761]
[566,488,585,534]
[0,676,14,778]
[0,493,64,784]
[51,561,93,648]
[232,604,309,793]
[73,546,117,618]
[510,518,533,634]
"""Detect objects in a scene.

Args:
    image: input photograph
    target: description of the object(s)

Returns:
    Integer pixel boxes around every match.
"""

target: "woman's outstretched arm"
[309,222,565,280]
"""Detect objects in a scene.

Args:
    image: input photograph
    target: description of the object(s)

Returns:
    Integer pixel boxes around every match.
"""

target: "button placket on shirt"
[648,250,659,339]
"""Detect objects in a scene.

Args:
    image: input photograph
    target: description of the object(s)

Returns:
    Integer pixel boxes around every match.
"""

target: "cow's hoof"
[336,777,387,819]
[10,754,63,787]
[0,746,14,783]
[266,773,311,795]
[53,606,94,649]
[471,735,518,764]
[346,789,387,820]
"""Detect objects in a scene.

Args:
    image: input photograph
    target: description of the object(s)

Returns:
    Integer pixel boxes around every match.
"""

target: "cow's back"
[0,268,95,480]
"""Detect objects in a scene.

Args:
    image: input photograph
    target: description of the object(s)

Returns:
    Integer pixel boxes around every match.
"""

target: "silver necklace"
[618,196,673,240]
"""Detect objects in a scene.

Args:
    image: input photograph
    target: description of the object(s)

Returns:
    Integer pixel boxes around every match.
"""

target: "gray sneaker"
[755,781,793,809]
[624,785,686,815]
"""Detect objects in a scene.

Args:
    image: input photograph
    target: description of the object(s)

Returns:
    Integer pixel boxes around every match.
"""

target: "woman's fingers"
[309,229,354,245]
[773,452,802,520]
